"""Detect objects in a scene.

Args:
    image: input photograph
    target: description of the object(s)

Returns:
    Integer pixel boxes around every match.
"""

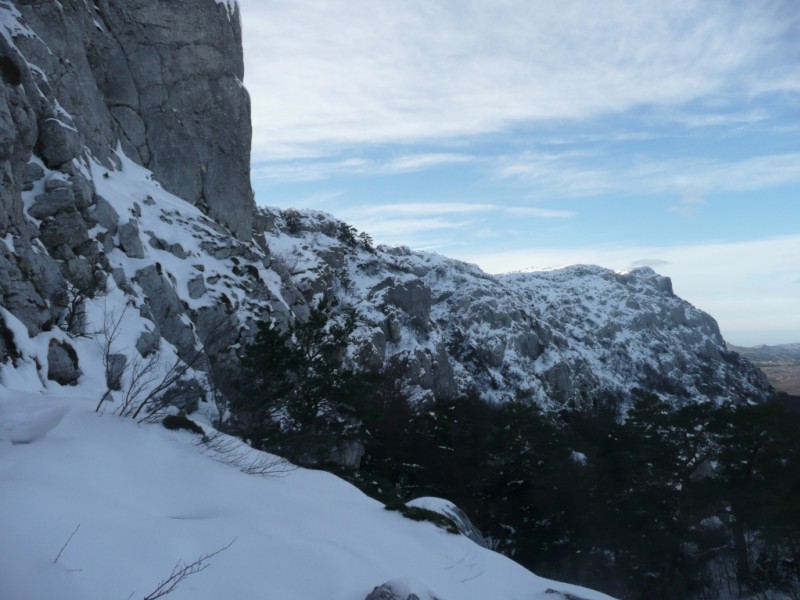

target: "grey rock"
[385,279,431,330]
[187,276,206,299]
[68,172,94,209]
[167,243,187,259]
[364,584,428,600]
[194,305,238,354]
[29,187,76,220]
[118,221,145,259]
[39,211,90,253]
[136,328,161,357]
[47,339,81,385]
[44,178,70,193]
[147,234,188,259]
[15,245,68,309]
[9,0,254,240]
[37,118,83,168]
[431,342,456,400]
[22,162,44,189]
[0,249,50,335]
[90,195,120,232]
[365,586,402,600]
[110,105,149,162]
[62,258,95,291]
[134,265,199,365]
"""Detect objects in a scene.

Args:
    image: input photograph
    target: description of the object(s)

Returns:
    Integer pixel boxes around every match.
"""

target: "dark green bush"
[162,414,204,436]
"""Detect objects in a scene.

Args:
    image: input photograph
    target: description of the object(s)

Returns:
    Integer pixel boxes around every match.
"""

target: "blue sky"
[237,0,799,346]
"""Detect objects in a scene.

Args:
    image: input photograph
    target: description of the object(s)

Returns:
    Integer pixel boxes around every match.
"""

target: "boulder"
[21,162,44,190]
[118,221,146,259]
[28,187,76,220]
[47,339,81,385]
[37,118,83,168]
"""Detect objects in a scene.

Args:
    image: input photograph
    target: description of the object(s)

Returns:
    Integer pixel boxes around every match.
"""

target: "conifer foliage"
[231,300,365,463]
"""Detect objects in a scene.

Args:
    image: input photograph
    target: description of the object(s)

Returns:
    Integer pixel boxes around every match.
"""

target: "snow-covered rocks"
[0,394,68,444]
[258,208,771,411]
[406,497,488,548]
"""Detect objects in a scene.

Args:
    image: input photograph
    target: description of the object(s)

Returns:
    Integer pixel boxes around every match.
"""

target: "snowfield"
[0,391,618,600]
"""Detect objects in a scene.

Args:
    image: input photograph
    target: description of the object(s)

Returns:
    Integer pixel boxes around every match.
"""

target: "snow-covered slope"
[0,392,617,600]
[259,209,771,410]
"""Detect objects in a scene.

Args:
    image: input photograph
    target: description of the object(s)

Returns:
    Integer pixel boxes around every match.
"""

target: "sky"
[236,0,800,346]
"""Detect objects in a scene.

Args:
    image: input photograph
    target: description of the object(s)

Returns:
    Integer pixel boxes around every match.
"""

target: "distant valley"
[731,342,800,396]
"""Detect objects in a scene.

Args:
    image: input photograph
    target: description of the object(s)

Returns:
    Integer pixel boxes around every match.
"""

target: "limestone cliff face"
[0,0,256,390]
[2,0,253,240]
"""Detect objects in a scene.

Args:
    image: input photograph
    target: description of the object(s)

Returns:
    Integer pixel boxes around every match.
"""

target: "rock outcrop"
[2,0,253,241]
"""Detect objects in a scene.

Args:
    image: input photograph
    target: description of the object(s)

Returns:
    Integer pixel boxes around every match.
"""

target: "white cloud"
[505,206,576,218]
[629,258,671,269]
[454,235,800,346]
[238,0,800,160]
[380,153,475,173]
[253,153,474,182]
[355,217,476,237]
[674,109,771,128]
[332,201,574,247]
[495,152,800,198]
[340,202,494,218]
[668,194,705,218]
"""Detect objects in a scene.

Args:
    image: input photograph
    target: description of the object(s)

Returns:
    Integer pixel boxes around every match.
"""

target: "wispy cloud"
[239,0,800,160]
[669,194,705,218]
[342,202,494,218]
[673,109,771,129]
[380,153,475,173]
[629,258,672,269]
[506,206,576,218]
[253,153,475,182]
[356,217,477,237]
[335,200,574,245]
[339,201,574,223]
[495,152,800,198]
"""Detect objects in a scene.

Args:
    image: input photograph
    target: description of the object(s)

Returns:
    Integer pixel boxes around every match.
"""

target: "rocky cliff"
[0,0,772,417]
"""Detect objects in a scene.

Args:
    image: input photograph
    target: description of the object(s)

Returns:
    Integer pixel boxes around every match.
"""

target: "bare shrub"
[142,539,235,600]
[198,431,295,477]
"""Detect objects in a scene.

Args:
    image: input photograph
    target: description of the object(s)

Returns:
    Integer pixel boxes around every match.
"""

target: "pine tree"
[233,300,364,462]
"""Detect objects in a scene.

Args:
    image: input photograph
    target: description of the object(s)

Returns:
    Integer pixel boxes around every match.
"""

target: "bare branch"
[142,539,236,600]
[53,523,80,564]
[199,432,295,477]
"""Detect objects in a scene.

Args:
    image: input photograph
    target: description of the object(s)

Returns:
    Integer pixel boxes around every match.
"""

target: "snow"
[214,0,238,21]
[0,391,617,600]
[0,397,68,444]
